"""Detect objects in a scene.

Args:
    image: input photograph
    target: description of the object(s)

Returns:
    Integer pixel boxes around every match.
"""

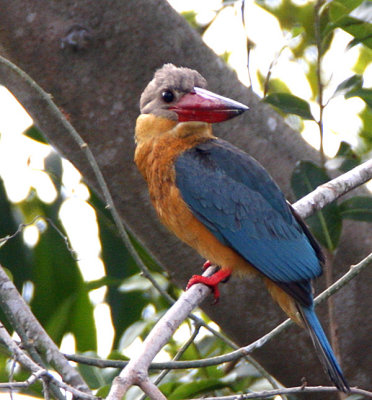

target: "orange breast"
[134,115,257,274]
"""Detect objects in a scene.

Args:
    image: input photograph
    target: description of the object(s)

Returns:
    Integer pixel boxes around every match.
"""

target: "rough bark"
[0,0,370,397]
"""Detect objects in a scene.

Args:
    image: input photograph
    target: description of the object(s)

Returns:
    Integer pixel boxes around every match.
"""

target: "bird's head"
[139,64,248,124]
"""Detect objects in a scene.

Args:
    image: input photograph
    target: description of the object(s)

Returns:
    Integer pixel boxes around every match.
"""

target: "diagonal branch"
[294,158,372,218]
[107,272,214,400]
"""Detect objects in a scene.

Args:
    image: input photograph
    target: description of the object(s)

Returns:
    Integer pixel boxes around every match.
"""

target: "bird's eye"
[161,90,175,103]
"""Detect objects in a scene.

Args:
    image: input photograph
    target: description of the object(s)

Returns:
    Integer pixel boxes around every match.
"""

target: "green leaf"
[265,78,292,96]
[328,1,372,49]
[359,106,372,151]
[291,25,305,39]
[333,74,363,97]
[95,385,111,398]
[263,93,314,120]
[44,151,63,190]
[77,352,107,389]
[331,14,372,50]
[292,161,329,198]
[118,320,148,350]
[32,220,97,351]
[119,272,168,293]
[339,196,372,222]
[329,0,364,21]
[28,191,97,352]
[345,88,372,108]
[348,34,372,49]
[331,141,361,172]
[159,382,181,397]
[291,161,342,250]
[166,379,228,400]
[353,45,372,74]
[0,179,34,333]
[45,295,75,340]
[0,179,33,286]
[89,188,151,348]
[69,287,97,351]
[23,125,48,144]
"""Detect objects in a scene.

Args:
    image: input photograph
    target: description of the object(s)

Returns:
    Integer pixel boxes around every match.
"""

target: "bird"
[134,63,349,392]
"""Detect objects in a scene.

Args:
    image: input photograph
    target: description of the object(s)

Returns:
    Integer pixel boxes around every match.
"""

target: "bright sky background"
[0,0,370,398]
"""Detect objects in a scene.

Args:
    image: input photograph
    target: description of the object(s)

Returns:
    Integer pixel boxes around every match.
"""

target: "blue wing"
[175,139,323,306]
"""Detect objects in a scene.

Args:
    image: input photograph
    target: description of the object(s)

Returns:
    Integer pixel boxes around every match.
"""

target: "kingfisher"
[134,63,349,392]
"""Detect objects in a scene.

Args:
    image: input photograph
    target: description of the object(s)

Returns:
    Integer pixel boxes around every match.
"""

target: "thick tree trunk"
[0,1,370,396]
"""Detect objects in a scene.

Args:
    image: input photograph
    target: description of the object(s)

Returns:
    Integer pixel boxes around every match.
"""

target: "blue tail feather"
[299,306,350,392]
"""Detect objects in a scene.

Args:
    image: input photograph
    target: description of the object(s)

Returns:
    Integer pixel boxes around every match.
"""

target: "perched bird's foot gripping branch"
[186,268,232,303]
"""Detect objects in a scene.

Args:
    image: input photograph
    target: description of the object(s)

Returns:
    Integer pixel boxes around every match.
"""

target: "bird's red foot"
[186,269,231,303]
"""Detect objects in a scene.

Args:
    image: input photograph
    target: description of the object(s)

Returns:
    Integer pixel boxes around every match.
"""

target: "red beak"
[170,87,249,123]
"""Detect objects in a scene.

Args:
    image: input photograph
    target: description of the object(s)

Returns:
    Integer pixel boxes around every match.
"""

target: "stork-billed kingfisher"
[134,63,349,392]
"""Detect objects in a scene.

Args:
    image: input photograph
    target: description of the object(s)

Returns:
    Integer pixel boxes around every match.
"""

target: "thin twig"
[263,46,286,98]
[0,215,77,260]
[314,0,326,167]
[0,370,47,390]
[148,323,202,390]
[241,0,253,89]
[199,385,372,399]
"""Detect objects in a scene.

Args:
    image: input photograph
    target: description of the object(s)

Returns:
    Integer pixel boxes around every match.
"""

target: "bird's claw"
[186,269,231,303]
[202,260,212,271]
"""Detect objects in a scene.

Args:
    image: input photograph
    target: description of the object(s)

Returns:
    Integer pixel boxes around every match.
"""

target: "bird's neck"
[134,114,215,181]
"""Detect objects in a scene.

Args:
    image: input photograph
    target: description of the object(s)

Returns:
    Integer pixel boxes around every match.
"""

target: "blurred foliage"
[256,0,372,155]
[252,1,372,257]
[0,122,180,396]
[0,0,371,398]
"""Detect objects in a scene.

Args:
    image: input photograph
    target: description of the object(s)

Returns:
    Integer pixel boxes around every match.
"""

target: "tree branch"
[106,270,214,400]
[294,158,372,218]
[0,265,90,394]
